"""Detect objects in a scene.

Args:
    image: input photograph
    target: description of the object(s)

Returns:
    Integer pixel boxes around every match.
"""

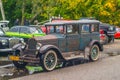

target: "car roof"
[11,26,38,29]
[44,20,100,26]
[12,26,29,28]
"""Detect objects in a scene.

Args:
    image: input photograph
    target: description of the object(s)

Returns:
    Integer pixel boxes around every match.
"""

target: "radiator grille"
[28,38,37,49]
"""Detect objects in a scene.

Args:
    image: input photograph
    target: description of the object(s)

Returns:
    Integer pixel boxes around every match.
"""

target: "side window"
[10,27,19,32]
[48,26,54,33]
[66,24,79,34]
[91,24,99,32]
[20,27,30,33]
[56,26,64,33]
[81,24,90,33]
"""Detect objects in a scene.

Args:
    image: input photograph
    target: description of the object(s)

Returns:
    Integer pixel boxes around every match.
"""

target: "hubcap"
[91,47,98,60]
[45,52,56,69]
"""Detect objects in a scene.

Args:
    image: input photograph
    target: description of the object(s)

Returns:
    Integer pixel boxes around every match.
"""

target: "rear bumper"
[107,32,115,36]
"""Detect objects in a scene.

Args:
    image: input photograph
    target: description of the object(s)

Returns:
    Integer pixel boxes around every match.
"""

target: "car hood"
[35,34,57,41]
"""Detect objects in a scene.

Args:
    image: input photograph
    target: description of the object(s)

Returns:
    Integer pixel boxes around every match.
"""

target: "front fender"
[39,45,65,60]
[39,45,60,53]
[12,43,22,51]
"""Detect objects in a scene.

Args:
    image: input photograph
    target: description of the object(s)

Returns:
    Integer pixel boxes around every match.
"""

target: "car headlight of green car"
[0,39,8,45]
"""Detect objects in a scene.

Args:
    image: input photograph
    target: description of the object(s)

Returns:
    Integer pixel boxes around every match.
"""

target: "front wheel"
[41,50,57,71]
[89,45,100,61]
[13,61,27,69]
[13,51,27,69]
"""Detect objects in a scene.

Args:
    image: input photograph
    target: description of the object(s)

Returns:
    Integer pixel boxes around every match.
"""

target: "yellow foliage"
[104,2,116,11]
[100,11,110,16]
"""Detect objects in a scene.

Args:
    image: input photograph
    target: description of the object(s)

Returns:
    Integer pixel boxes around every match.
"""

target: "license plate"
[9,56,20,61]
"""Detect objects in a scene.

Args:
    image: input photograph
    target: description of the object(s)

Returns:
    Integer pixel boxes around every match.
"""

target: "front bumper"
[9,55,40,63]
[0,48,13,52]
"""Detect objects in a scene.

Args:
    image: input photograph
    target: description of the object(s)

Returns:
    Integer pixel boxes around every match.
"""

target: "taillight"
[100,29,104,34]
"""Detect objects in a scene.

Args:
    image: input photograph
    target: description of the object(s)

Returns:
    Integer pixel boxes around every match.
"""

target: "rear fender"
[88,40,103,51]
[85,40,103,57]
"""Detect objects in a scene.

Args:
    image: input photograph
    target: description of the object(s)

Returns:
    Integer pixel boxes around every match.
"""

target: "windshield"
[0,28,4,35]
[46,25,64,34]
[30,27,43,34]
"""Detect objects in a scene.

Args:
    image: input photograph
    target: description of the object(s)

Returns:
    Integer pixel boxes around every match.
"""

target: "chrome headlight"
[21,42,26,49]
[0,39,8,45]
[19,38,24,43]
[36,43,42,50]
[21,44,25,49]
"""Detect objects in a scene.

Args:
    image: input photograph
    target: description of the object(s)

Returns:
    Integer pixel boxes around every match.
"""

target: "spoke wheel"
[89,45,99,61]
[41,50,57,71]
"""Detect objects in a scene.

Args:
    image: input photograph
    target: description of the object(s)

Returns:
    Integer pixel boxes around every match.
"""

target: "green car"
[6,26,45,39]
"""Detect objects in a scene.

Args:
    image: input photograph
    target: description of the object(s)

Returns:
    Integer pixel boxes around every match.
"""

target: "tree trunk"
[21,0,25,25]
[0,0,5,20]
[30,12,40,23]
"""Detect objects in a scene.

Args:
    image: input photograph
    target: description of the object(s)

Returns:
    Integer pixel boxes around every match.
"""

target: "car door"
[66,24,80,52]
[80,24,91,50]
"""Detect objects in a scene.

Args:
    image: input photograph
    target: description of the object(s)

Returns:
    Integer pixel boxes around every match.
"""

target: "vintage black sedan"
[9,20,103,71]
[0,27,24,56]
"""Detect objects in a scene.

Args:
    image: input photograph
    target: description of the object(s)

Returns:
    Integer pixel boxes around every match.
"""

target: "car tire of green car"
[89,45,100,61]
[41,50,58,71]
[13,52,27,69]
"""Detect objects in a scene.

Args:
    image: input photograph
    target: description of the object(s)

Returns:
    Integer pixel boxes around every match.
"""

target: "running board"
[62,51,86,60]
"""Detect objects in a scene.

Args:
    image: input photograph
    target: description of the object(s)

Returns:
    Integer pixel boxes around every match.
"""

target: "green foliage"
[1,0,120,26]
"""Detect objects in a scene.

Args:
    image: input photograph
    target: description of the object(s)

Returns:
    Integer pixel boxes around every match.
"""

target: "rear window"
[10,27,19,32]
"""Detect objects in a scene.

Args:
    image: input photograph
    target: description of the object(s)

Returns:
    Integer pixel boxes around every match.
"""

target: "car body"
[0,27,24,56]
[9,20,103,71]
[114,28,120,38]
[6,26,45,42]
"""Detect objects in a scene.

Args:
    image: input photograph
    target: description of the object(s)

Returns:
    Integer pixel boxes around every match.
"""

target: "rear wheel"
[41,50,57,71]
[89,45,100,61]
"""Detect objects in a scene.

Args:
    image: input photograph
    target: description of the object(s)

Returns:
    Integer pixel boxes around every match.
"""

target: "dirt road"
[1,40,120,80]
[11,55,120,80]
